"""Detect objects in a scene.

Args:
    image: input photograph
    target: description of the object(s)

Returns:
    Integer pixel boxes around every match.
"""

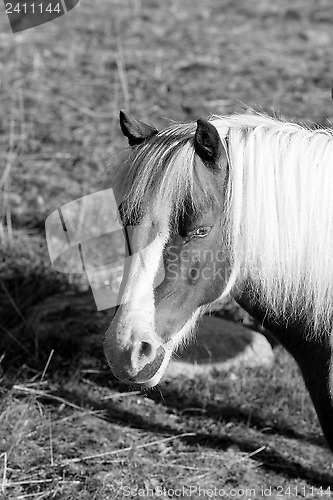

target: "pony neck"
[235,285,333,451]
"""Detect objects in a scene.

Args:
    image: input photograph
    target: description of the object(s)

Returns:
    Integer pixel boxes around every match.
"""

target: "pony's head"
[103,111,233,387]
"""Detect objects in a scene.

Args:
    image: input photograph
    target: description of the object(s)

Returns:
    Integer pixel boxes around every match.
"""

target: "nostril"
[130,340,157,372]
[140,341,153,359]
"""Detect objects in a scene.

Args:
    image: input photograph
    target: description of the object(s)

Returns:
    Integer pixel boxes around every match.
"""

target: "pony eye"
[193,226,212,237]
[182,224,213,243]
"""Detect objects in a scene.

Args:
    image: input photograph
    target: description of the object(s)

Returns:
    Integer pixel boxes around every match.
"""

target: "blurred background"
[0,0,333,498]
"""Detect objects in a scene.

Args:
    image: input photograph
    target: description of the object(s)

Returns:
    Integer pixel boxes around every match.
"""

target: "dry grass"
[0,0,333,497]
[0,350,331,498]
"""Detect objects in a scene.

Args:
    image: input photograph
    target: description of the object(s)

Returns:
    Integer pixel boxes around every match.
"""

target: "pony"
[104,110,333,451]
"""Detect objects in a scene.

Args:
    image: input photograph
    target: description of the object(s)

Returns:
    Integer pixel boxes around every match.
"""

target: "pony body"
[104,111,333,451]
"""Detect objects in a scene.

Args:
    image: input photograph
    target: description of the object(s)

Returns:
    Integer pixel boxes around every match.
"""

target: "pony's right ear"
[119,110,158,147]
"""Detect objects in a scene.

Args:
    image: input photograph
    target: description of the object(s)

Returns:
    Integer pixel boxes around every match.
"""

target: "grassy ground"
[1,0,333,498]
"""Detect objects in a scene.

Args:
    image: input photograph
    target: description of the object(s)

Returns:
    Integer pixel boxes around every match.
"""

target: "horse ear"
[194,119,224,165]
[119,110,158,147]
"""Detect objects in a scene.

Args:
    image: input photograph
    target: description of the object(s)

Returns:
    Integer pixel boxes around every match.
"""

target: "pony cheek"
[200,263,229,304]
[154,288,197,341]
[183,257,228,305]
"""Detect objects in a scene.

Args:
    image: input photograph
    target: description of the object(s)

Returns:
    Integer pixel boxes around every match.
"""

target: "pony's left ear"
[119,110,158,147]
[194,119,224,166]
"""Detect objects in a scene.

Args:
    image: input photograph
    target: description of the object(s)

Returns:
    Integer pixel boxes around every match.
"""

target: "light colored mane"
[217,114,333,336]
[114,113,333,336]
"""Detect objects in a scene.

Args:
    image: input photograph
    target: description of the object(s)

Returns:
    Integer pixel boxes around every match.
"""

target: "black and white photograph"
[0,0,333,498]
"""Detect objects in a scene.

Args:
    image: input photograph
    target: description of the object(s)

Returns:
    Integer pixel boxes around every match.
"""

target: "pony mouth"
[110,344,173,388]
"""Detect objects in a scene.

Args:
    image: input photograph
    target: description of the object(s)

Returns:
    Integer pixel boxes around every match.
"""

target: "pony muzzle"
[103,333,173,388]
[128,344,173,387]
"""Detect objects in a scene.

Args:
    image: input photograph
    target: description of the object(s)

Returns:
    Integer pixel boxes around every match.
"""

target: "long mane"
[221,114,333,336]
[113,113,333,336]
